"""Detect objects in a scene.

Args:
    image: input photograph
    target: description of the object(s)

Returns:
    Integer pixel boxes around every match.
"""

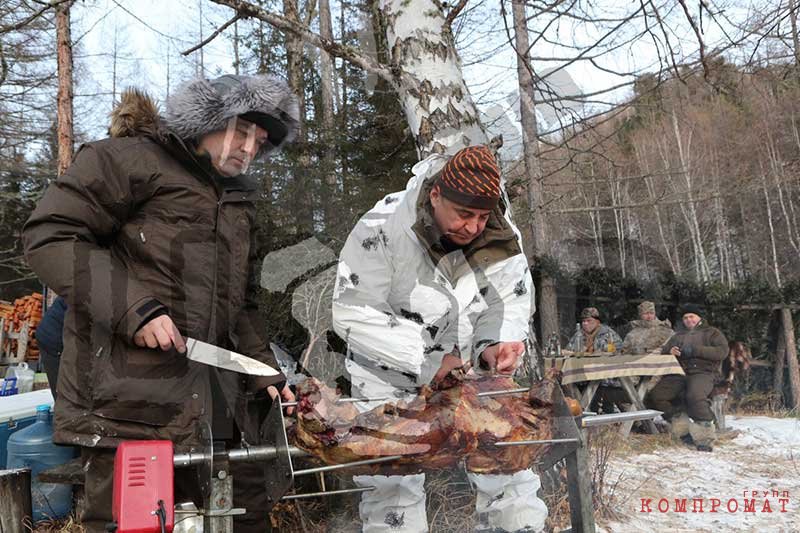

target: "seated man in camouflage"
[566,307,624,413]
[622,301,673,354]
[566,307,622,353]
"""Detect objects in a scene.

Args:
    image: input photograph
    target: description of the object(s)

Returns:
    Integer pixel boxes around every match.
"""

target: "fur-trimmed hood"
[109,88,162,139]
[108,74,300,160]
[165,74,299,159]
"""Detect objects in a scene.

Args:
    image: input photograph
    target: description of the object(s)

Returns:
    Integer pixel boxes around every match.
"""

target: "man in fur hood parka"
[23,74,299,532]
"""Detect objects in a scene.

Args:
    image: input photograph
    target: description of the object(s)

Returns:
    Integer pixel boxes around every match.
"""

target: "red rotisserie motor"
[111,440,174,533]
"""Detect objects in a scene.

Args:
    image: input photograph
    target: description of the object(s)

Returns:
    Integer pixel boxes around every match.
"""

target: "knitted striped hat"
[437,145,501,209]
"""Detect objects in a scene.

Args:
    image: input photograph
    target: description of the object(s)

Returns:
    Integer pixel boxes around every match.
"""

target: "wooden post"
[0,468,32,533]
[775,312,786,407]
[780,308,800,409]
[565,431,596,533]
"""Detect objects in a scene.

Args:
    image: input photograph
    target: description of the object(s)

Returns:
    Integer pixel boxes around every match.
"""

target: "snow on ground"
[599,416,800,532]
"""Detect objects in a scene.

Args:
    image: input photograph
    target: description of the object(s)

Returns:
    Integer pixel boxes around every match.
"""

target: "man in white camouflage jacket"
[332,145,547,533]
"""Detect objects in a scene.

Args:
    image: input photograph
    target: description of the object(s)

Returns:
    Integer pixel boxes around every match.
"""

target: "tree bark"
[379,0,486,156]
[318,0,338,234]
[511,0,558,341]
[781,307,800,409]
[55,1,74,177]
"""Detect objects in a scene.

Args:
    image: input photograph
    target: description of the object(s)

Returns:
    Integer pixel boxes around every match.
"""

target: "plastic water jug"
[6,405,77,521]
[5,362,35,394]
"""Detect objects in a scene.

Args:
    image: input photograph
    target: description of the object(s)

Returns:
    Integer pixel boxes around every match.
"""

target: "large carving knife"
[185,337,280,376]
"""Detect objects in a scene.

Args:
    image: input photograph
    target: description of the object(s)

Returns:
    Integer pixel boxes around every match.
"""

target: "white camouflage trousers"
[348,360,548,533]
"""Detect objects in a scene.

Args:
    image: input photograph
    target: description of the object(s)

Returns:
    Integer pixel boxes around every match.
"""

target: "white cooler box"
[0,389,55,468]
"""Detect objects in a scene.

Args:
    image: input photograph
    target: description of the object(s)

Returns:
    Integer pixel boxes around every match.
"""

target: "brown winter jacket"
[22,91,285,450]
[661,320,728,375]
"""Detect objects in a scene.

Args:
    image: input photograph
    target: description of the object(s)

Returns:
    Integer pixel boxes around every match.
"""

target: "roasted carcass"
[288,373,558,474]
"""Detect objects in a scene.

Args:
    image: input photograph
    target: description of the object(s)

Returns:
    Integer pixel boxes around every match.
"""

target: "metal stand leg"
[565,430,595,533]
[203,459,245,533]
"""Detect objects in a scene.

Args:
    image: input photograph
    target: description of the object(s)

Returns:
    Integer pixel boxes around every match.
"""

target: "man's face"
[198,117,268,177]
[640,310,656,321]
[581,317,600,334]
[429,186,491,246]
[682,313,701,330]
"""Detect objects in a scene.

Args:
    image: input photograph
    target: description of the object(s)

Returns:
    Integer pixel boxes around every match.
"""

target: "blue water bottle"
[6,405,77,521]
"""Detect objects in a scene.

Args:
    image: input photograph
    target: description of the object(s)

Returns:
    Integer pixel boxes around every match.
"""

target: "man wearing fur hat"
[621,301,674,354]
[332,145,547,532]
[566,307,622,354]
[23,74,299,531]
[646,304,728,451]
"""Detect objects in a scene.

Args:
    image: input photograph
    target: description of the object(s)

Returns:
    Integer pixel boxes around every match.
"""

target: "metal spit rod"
[282,396,391,408]
[494,438,579,447]
[476,387,528,398]
[173,445,308,467]
[580,409,662,428]
[293,455,404,476]
[281,487,376,501]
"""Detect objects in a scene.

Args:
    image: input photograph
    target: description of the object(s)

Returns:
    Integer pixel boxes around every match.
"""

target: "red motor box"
[112,440,174,533]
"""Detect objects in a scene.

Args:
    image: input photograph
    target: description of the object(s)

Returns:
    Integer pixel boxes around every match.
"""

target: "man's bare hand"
[670,346,681,357]
[481,341,525,374]
[133,315,186,353]
[268,384,296,415]
[433,353,464,383]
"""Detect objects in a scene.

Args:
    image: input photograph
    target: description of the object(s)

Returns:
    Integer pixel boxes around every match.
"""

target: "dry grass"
[29,516,84,532]
[271,470,478,532]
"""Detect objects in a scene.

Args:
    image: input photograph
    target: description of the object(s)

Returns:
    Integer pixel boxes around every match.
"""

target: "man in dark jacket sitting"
[646,304,728,451]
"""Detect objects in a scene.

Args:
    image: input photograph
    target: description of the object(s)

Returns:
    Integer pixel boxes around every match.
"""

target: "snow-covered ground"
[600,416,800,532]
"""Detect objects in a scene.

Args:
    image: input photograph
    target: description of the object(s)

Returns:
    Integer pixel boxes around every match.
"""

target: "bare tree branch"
[209,0,396,85]
[182,14,240,56]
[0,0,72,35]
[443,0,470,32]
[677,0,710,81]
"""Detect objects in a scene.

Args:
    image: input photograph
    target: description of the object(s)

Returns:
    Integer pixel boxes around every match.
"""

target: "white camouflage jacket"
[332,155,534,388]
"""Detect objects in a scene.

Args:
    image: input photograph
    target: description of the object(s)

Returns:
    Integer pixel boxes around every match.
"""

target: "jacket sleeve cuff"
[117,297,167,341]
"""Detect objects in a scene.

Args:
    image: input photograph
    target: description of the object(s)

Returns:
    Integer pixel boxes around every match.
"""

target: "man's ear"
[430,184,441,206]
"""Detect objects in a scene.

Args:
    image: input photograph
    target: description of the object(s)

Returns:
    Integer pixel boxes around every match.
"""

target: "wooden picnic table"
[544,352,685,435]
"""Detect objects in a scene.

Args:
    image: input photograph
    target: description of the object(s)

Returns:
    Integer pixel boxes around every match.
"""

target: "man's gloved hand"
[134,315,186,353]
[433,352,464,383]
[480,341,525,374]
[267,384,296,415]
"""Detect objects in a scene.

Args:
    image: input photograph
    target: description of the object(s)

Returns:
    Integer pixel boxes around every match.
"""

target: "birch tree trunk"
[670,112,710,281]
[379,0,486,156]
[761,168,783,288]
[55,1,74,176]
[511,0,559,341]
[635,143,678,274]
[609,168,626,277]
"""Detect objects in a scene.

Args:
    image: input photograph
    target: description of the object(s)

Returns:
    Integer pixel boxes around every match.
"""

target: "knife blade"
[185,337,280,377]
